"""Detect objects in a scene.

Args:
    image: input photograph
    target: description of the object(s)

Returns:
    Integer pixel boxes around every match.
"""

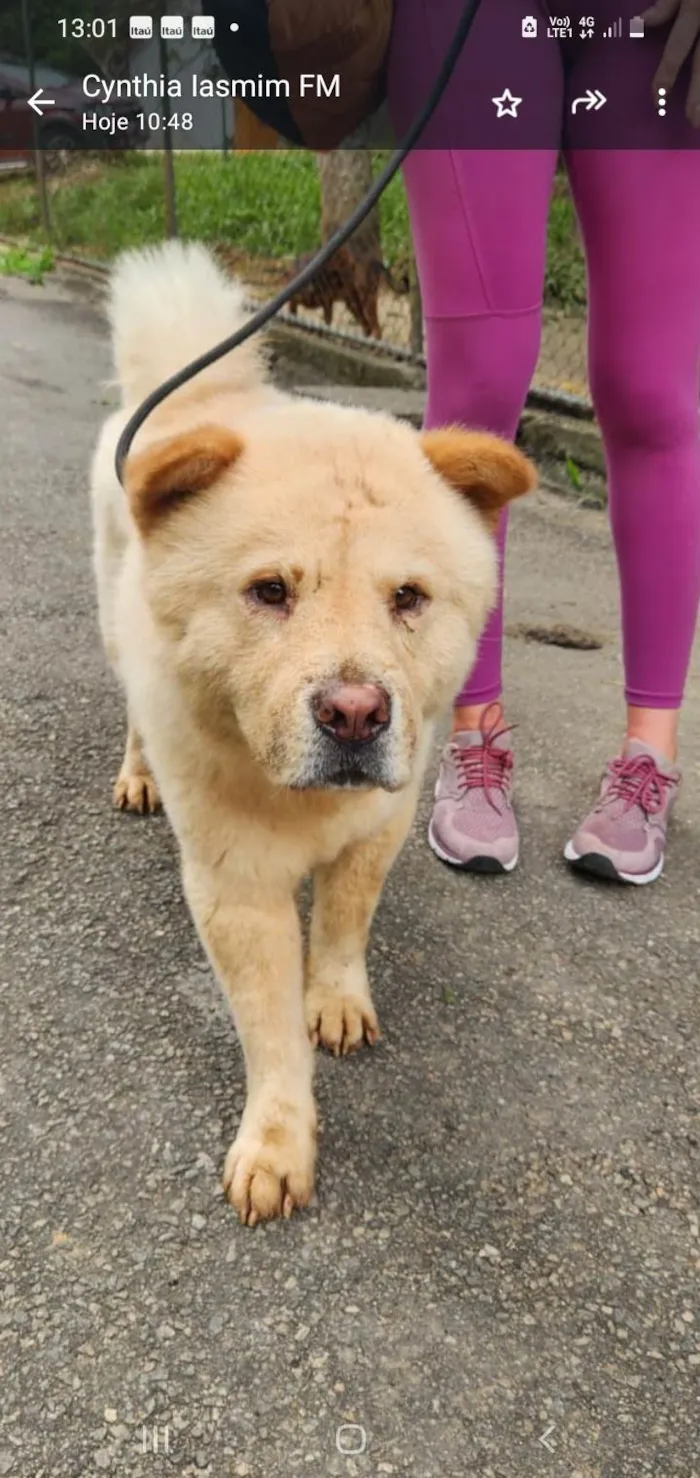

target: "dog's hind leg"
[305,786,418,1056]
[91,425,159,815]
[113,718,161,814]
[90,431,159,816]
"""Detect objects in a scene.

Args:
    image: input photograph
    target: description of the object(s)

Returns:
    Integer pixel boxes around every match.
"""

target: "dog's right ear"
[124,426,244,536]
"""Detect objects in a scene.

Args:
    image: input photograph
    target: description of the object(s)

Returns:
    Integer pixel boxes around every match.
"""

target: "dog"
[286,246,409,339]
[90,242,536,1225]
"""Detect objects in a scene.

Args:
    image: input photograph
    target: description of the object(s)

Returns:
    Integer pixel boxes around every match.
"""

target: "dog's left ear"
[421,428,537,532]
[125,425,244,536]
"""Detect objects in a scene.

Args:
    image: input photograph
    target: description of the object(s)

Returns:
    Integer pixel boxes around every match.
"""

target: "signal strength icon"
[603,16,622,35]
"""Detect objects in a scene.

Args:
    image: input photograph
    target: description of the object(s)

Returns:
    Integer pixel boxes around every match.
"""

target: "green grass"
[0,178,50,240]
[0,151,407,263]
[0,242,54,284]
[565,455,582,489]
[545,190,586,308]
[0,150,583,304]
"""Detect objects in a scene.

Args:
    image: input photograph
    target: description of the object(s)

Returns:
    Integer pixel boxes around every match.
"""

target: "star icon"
[492,88,522,118]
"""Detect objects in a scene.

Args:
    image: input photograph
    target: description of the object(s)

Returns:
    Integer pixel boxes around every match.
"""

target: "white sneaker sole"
[563,839,664,886]
[428,820,519,874]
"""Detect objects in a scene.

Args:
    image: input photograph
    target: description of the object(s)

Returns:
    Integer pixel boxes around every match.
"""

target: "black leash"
[115,0,483,483]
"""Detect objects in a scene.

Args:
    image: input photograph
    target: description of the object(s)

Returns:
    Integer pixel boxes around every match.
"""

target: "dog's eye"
[251,578,288,607]
[393,584,425,613]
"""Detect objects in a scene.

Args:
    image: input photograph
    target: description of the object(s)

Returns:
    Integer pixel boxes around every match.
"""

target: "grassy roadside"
[0,151,586,308]
[0,242,54,284]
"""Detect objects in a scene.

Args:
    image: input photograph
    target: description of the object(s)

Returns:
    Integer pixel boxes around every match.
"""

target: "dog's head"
[125,405,536,791]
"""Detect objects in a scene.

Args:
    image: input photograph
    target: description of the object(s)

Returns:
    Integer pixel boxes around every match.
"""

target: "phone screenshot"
[1,3,699,1476]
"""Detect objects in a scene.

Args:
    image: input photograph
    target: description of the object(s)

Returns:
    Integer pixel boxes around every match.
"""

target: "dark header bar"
[1,1,698,152]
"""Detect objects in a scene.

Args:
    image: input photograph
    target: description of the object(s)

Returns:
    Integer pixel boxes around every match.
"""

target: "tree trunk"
[316,151,380,259]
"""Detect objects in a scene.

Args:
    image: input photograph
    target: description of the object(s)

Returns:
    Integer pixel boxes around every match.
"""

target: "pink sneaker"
[564,740,680,885]
[428,705,518,873]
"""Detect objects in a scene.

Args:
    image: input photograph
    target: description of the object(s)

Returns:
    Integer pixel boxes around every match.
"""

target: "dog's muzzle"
[294,682,398,790]
[313,682,391,745]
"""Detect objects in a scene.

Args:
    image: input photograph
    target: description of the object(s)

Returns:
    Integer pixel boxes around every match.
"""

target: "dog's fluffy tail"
[107,240,264,407]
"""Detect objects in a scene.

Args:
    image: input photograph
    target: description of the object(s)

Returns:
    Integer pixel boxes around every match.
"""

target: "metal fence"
[216,165,590,413]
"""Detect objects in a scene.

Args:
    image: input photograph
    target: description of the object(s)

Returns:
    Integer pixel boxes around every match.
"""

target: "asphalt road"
[1,271,699,1478]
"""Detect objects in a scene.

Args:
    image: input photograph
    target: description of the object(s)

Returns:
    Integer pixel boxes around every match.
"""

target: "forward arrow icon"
[571,88,606,113]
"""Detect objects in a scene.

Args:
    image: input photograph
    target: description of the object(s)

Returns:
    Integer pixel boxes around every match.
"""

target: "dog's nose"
[313,683,391,744]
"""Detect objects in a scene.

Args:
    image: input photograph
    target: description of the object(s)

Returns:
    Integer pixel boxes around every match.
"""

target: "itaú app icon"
[522,14,538,36]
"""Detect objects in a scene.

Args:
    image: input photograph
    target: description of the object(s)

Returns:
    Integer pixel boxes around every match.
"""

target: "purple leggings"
[388,4,700,710]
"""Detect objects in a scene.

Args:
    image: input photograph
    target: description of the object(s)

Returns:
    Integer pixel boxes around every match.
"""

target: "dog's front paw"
[305,984,380,1057]
[223,1103,317,1226]
[113,767,161,815]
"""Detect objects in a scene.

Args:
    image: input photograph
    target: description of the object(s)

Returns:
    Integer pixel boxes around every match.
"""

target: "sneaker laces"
[598,754,676,818]
[451,704,515,813]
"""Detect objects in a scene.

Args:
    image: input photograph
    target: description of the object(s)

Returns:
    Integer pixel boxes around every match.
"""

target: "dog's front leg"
[184,865,317,1225]
[306,789,417,1056]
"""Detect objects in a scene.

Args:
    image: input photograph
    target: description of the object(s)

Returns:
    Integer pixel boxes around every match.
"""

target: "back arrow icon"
[571,88,606,113]
[28,89,56,117]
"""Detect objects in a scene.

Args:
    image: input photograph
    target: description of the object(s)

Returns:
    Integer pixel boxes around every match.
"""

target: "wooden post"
[158,20,178,238]
[409,254,423,358]
[21,0,51,237]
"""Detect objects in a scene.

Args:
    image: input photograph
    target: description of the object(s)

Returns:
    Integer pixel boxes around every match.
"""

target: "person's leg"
[420,300,546,723]
[388,0,562,731]
[564,147,700,881]
[386,3,562,869]
[405,149,557,726]
[392,147,559,870]
[386,1,562,871]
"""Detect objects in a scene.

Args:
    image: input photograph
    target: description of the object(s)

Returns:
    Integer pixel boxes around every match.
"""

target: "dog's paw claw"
[305,989,380,1056]
[223,1112,316,1225]
[113,770,161,814]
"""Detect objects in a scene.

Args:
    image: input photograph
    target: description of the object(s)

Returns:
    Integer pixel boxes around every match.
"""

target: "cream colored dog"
[91,242,536,1225]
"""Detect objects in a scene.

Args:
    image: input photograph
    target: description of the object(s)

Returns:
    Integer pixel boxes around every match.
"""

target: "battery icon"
[630,15,644,35]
